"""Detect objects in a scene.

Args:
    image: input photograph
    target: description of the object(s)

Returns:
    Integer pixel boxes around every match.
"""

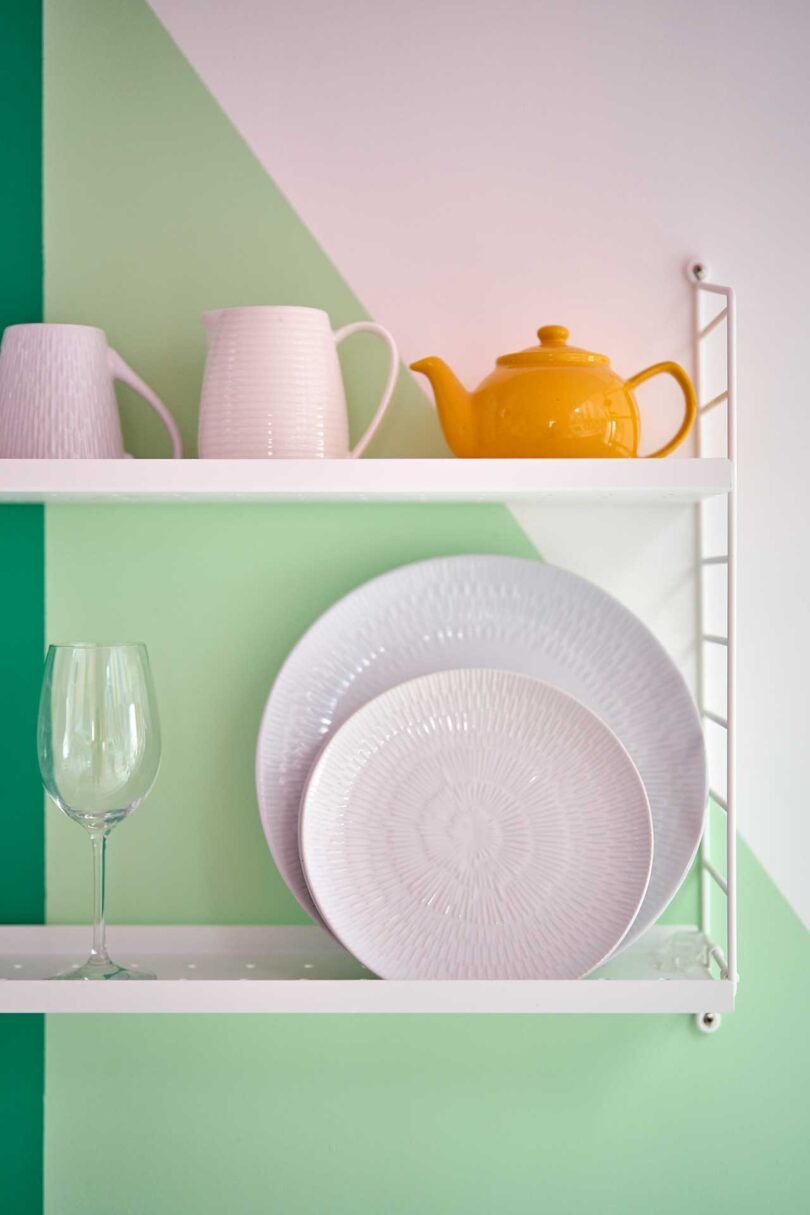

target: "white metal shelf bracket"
[688,258,737,1033]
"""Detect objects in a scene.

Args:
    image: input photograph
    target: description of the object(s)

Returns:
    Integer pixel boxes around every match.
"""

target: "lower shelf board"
[0,924,735,1014]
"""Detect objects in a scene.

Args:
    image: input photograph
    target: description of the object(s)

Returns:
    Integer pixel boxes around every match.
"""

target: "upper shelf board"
[0,458,732,505]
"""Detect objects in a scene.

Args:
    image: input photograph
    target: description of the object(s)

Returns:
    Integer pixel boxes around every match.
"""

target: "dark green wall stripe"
[0,0,45,1212]
[0,507,44,923]
[1,0,43,330]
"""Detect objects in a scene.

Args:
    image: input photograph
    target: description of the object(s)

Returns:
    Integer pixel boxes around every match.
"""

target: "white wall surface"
[150,0,810,925]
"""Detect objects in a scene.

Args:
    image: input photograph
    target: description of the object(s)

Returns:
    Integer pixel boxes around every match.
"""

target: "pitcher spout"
[202,310,223,345]
[410,356,477,457]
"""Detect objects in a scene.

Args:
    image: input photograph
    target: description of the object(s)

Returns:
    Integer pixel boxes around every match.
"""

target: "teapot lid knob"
[537,325,570,346]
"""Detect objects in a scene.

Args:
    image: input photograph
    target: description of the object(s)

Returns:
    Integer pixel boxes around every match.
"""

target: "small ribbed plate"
[300,669,653,980]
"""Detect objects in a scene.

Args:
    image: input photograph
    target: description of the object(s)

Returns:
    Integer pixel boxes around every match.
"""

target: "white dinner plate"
[299,669,653,979]
[256,555,706,947]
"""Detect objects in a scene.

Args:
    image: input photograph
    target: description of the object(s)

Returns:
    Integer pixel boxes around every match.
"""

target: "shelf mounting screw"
[686,258,710,283]
[696,1011,721,1034]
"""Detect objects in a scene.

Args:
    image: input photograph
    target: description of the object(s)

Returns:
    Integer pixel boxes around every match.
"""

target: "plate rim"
[256,552,706,941]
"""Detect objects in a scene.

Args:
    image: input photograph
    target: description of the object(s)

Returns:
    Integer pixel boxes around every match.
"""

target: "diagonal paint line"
[133,0,447,460]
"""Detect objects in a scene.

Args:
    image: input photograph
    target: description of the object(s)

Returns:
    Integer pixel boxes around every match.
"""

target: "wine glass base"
[53,959,156,981]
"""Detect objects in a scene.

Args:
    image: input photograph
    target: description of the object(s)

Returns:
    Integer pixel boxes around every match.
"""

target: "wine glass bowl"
[38,643,161,980]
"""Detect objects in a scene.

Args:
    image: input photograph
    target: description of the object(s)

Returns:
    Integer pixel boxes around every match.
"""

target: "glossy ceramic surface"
[198,305,398,458]
[411,324,696,459]
[256,555,707,950]
[300,669,653,979]
[0,323,182,458]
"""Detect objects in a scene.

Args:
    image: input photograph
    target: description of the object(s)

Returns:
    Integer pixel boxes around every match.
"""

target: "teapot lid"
[497,325,609,368]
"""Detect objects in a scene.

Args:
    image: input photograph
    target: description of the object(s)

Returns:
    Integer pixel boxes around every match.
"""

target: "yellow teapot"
[411,325,697,459]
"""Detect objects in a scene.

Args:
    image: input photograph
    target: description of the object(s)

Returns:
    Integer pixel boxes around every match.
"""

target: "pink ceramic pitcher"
[198,306,398,458]
[0,323,182,458]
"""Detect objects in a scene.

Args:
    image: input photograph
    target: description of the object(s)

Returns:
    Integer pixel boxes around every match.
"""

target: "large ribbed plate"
[300,669,653,979]
[256,555,706,948]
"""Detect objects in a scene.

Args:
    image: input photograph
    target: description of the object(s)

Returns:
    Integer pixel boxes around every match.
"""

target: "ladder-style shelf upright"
[0,264,737,1021]
[691,261,737,1031]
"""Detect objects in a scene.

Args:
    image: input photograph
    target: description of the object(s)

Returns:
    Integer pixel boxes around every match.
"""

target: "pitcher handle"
[108,348,183,459]
[624,361,697,459]
[333,321,399,459]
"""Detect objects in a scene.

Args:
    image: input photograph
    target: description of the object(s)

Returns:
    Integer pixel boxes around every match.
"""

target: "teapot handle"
[333,321,399,459]
[108,348,183,459]
[624,361,697,459]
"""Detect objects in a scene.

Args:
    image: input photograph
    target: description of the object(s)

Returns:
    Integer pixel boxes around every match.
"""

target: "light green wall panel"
[44,841,809,1215]
[46,504,538,924]
[41,3,809,1215]
[44,0,448,460]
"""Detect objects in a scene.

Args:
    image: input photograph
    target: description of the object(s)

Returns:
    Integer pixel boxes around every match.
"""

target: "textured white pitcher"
[0,323,182,458]
[198,306,398,458]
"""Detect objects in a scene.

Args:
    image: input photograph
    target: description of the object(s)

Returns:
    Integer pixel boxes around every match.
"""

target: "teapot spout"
[410,356,477,457]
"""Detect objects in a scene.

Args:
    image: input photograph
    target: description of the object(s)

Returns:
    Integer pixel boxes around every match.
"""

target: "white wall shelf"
[0,924,734,1014]
[0,457,732,505]
[0,266,737,1026]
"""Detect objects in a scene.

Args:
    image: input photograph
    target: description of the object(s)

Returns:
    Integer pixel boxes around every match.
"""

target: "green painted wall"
[45,504,537,924]
[37,2,810,1213]
[43,843,810,1215]
[0,0,44,1211]
[1,0,42,333]
[42,494,701,929]
[1,509,44,924]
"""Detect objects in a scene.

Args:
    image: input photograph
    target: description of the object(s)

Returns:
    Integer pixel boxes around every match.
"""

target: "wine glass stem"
[89,829,111,964]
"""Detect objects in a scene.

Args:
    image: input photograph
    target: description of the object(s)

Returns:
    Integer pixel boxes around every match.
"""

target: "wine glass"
[37,643,161,980]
